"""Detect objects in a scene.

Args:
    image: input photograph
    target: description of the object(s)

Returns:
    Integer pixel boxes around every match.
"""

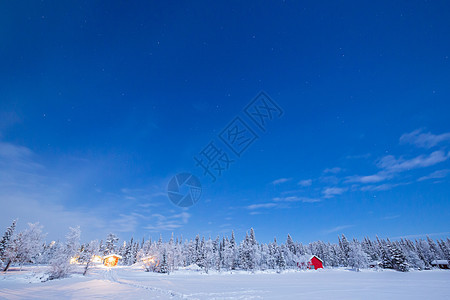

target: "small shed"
[103,254,122,267]
[309,255,323,270]
[369,261,381,268]
[297,255,324,270]
[431,260,449,269]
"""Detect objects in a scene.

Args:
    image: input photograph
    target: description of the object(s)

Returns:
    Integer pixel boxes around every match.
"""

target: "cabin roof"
[431,260,449,265]
[310,255,323,262]
[103,254,123,259]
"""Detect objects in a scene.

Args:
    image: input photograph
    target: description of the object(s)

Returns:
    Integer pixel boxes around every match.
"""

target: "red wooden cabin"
[103,254,122,267]
[297,255,324,270]
[309,255,323,269]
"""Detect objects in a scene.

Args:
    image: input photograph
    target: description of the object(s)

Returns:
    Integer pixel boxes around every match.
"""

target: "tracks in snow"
[102,268,188,299]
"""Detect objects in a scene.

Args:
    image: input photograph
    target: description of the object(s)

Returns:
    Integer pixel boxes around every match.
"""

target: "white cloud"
[400,129,450,148]
[382,215,400,220]
[360,183,405,192]
[322,187,347,198]
[246,203,277,210]
[418,169,450,181]
[378,151,450,173]
[345,172,390,184]
[298,179,312,187]
[323,167,342,174]
[144,212,191,232]
[323,225,353,234]
[273,196,321,203]
[271,178,292,185]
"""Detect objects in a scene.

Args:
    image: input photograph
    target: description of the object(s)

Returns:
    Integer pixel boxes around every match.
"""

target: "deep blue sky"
[1,1,449,243]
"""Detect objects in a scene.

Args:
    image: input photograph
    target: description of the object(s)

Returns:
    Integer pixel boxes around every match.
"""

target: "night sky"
[1,1,449,243]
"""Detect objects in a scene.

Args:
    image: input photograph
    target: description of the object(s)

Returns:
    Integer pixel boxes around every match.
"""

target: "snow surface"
[1,265,449,299]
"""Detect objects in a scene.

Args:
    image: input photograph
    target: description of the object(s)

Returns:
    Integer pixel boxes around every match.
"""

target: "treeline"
[1,220,449,279]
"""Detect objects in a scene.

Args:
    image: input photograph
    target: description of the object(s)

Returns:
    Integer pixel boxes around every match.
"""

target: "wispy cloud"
[378,150,450,173]
[272,177,292,185]
[345,172,390,184]
[298,179,312,187]
[382,215,400,220]
[322,187,347,198]
[273,196,321,203]
[323,225,353,234]
[400,129,450,148]
[323,167,342,174]
[246,203,277,210]
[418,169,450,181]
[360,183,408,192]
[144,212,191,232]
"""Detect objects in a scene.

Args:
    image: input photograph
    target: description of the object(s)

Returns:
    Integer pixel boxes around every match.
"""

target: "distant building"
[369,261,381,268]
[103,254,122,267]
[431,260,449,269]
[297,255,324,270]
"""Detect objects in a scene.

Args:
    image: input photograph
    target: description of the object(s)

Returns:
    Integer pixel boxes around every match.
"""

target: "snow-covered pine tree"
[380,242,394,269]
[239,232,257,271]
[286,234,295,254]
[4,222,45,272]
[122,238,133,266]
[339,234,350,266]
[213,236,221,271]
[229,231,238,270]
[1,219,17,271]
[276,245,286,273]
[0,220,17,262]
[415,239,433,268]
[159,249,169,274]
[426,236,443,260]
[104,233,119,256]
[130,240,139,265]
[437,239,450,260]
[348,241,369,271]
[80,240,99,275]
[49,226,81,280]
[390,242,409,272]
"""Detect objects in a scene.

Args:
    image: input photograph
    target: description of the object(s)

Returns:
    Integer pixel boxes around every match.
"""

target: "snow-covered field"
[0,266,448,299]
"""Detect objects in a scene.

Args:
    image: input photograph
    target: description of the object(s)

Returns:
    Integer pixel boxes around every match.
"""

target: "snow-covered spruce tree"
[159,249,169,274]
[49,226,81,280]
[121,237,134,266]
[437,239,450,261]
[103,233,119,256]
[404,247,425,270]
[415,239,433,268]
[238,232,256,271]
[286,234,296,255]
[196,236,207,271]
[1,219,17,271]
[390,242,409,272]
[131,240,140,265]
[0,220,17,258]
[229,231,238,270]
[426,236,443,260]
[3,222,45,272]
[202,237,214,273]
[339,234,350,267]
[362,237,380,263]
[213,236,221,271]
[276,246,286,273]
[79,240,99,276]
[348,241,369,271]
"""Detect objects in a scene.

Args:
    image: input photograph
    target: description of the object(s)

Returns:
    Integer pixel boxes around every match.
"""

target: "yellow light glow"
[70,257,79,264]
[91,255,103,263]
